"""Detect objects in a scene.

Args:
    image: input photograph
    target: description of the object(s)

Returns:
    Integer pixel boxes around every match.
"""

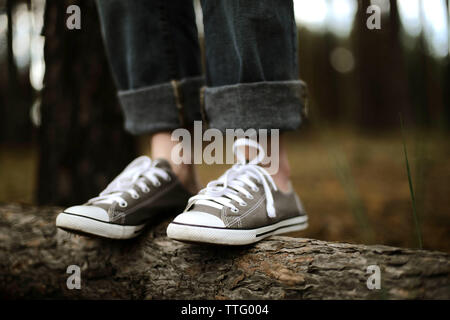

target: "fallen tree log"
[0,204,448,299]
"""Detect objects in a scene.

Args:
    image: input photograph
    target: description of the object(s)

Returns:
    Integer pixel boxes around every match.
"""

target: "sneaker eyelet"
[131,194,139,199]
[231,207,239,213]
[239,201,247,207]
[252,186,259,192]
[153,181,161,187]
[119,201,128,208]
[246,194,254,200]
[142,187,150,193]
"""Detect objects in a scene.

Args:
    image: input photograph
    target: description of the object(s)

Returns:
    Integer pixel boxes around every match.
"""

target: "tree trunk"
[353,0,413,128]
[2,0,33,143]
[0,204,448,299]
[6,0,17,90]
[38,0,137,206]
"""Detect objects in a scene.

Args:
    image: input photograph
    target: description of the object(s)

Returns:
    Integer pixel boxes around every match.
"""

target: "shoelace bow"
[88,156,170,208]
[188,138,278,217]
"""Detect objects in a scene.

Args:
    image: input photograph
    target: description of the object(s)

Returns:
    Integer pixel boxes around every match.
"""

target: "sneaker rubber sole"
[56,212,145,239]
[166,215,308,245]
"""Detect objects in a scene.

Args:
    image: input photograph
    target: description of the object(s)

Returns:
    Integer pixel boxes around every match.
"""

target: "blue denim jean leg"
[96,0,307,134]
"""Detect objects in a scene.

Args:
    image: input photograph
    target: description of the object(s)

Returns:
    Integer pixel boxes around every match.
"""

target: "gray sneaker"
[167,139,308,245]
[56,156,192,239]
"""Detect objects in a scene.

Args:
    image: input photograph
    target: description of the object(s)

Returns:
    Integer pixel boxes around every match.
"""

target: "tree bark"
[0,204,448,299]
[38,0,137,206]
[353,0,413,128]
[2,0,33,143]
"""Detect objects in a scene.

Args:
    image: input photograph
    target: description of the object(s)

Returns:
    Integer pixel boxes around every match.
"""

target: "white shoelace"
[188,138,278,217]
[88,156,170,208]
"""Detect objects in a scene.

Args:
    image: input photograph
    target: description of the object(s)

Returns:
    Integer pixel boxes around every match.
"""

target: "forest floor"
[1,126,449,253]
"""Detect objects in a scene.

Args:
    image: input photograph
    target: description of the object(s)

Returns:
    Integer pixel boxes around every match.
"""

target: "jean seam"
[199,86,209,128]
[290,2,297,77]
[158,1,187,126]
[158,1,179,80]
[171,79,186,127]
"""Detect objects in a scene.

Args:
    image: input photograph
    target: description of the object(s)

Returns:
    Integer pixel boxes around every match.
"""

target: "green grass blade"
[399,114,423,249]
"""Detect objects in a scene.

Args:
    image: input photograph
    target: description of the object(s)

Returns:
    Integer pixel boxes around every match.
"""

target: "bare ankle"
[171,163,200,194]
[150,131,199,194]
[271,166,291,193]
[272,137,291,192]
[253,135,291,193]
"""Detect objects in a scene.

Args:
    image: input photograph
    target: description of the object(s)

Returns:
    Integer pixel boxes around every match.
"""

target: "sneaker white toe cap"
[173,211,226,228]
[63,205,110,222]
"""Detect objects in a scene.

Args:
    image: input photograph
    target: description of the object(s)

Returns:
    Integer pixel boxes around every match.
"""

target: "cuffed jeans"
[96,0,307,134]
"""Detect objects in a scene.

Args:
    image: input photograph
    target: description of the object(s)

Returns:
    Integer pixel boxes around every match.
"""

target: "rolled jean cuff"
[204,80,308,132]
[118,76,204,135]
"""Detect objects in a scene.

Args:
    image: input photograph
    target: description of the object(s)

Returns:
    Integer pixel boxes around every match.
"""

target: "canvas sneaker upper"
[167,138,308,245]
[56,156,192,239]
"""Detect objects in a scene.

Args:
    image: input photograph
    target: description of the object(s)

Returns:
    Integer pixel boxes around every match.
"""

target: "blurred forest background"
[0,0,448,252]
